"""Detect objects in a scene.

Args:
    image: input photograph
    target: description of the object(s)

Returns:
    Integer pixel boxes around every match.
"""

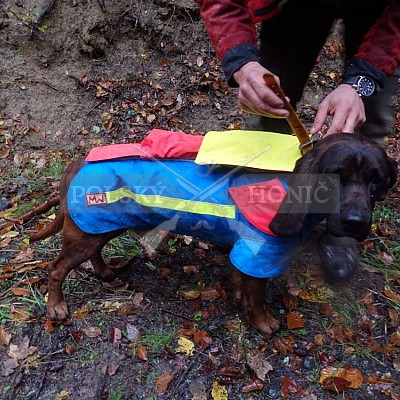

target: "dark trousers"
[247,0,398,142]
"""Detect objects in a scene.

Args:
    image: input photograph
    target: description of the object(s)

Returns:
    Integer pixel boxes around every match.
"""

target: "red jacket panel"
[196,0,400,77]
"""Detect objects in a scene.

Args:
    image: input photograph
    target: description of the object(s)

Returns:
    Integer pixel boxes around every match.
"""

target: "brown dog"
[30,133,397,335]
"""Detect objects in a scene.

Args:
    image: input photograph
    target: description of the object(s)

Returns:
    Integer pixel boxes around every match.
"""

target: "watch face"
[357,76,375,97]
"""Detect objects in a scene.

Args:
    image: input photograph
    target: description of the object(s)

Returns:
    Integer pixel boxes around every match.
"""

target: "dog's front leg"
[241,272,280,336]
[46,254,73,320]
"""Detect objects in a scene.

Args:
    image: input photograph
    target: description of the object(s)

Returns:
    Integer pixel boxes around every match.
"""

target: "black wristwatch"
[341,75,376,97]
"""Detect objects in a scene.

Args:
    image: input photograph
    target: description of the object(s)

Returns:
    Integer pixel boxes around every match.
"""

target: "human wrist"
[341,57,387,92]
[221,44,260,87]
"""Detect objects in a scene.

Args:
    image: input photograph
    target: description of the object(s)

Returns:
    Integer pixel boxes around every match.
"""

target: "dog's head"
[270,133,398,241]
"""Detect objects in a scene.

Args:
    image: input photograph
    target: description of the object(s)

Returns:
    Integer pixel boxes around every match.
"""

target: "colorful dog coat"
[68,130,323,279]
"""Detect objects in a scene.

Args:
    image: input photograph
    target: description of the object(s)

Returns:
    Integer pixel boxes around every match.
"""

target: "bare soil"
[0,1,399,400]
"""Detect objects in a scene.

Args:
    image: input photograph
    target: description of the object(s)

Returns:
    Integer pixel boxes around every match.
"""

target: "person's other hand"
[310,84,366,136]
[233,62,290,118]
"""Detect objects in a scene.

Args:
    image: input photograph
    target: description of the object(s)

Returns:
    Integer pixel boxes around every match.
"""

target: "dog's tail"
[29,197,64,242]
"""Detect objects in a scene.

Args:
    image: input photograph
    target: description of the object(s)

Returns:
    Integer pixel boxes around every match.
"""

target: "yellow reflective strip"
[105,187,236,219]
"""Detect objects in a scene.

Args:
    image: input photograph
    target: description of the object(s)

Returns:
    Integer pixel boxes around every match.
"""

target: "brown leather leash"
[263,74,321,155]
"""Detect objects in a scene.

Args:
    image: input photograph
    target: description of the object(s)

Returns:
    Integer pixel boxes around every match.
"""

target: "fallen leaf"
[247,353,273,381]
[1,230,19,239]
[155,371,176,394]
[320,365,363,389]
[193,330,212,349]
[8,336,38,360]
[70,330,85,343]
[107,362,119,376]
[126,324,141,343]
[181,289,201,300]
[0,325,12,345]
[65,345,75,356]
[56,391,70,399]
[241,379,263,393]
[281,376,298,397]
[2,358,19,376]
[384,288,400,303]
[200,287,220,301]
[11,307,31,321]
[44,318,54,333]
[287,311,305,329]
[83,326,102,338]
[11,287,31,297]
[211,380,228,400]
[176,336,195,356]
[321,376,351,392]
[183,265,199,274]
[136,345,148,361]
[283,293,298,310]
[110,327,122,344]
[0,147,10,159]
[274,336,295,355]
[72,305,90,319]
[389,330,400,346]
[132,292,144,306]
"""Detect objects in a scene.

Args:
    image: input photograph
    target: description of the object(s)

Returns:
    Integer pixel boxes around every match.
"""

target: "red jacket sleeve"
[195,0,257,61]
[355,1,400,76]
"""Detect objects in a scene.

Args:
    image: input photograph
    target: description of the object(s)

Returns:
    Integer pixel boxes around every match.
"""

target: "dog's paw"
[96,266,117,282]
[48,301,70,321]
[250,308,280,336]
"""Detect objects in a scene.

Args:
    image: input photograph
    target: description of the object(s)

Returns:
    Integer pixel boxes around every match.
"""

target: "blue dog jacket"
[67,130,323,279]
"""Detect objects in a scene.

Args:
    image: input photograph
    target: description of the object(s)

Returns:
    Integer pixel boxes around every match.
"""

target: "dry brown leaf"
[314,333,326,346]
[117,302,136,316]
[11,287,31,297]
[10,246,34,263]
[193,330,212,349]
[287,311,305,329]
[384,288,400,303]
[44,318,54,333]
[72,305,90,319]
[0,325,12,346]
[274,336,295,355]
[389,330,400,346]
[241,379,263,393]
[8,336,38,360]
[83,326,102,338]
[11,307,31,321]
[200,287,220,301]
[107,362,119,376]
[132,292,144,306]
[109,327,122,345]
[283,293,298,310]
[155,371,176,394]
[319,365,363,389]
[136,345,148,361]
[181,289,201,300]
[281,376,298,397]
[126,324,141,343]
[0,237,12,248]
[247,352,273,381]
[65,345,75,356]
[0,147,10,159]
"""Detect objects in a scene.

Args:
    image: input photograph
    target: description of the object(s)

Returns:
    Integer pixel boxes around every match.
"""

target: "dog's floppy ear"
[375,157,398,201]
[269,149,321,237]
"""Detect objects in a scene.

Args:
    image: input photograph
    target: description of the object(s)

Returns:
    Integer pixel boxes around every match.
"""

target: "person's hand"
[310,84,366,136]
[233,62,290,118]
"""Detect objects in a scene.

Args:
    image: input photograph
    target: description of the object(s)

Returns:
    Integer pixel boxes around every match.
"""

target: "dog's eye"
[371,177,384,185]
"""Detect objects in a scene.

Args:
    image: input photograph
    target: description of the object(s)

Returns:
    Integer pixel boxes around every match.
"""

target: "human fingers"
[235,62,289,117]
